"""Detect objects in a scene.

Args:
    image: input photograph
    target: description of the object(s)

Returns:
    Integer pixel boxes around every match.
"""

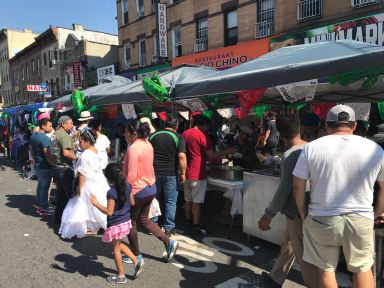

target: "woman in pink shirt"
[123,119,178,265]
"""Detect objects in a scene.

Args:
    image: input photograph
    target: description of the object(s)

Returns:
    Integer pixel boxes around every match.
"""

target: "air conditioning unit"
[152,56,158,63]
[51,59,59,65]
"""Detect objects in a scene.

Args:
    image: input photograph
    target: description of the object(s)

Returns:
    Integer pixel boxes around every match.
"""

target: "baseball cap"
[57,115,72,126]
[326,104,356,124]
[37,112,50,121]
[139,117,156,134]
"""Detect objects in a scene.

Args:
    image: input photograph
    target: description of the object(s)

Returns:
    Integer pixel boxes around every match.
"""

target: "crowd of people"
[12,103,384,287]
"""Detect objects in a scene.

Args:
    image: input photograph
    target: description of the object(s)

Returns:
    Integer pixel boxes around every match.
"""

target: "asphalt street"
[0,161,351,288]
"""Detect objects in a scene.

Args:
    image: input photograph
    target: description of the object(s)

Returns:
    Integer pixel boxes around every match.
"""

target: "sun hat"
[78,111,94,122]
[139,117,156,134]
[326,104,356,124]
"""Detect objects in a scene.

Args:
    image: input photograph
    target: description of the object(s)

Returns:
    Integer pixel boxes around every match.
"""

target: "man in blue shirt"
[29,118,53,215]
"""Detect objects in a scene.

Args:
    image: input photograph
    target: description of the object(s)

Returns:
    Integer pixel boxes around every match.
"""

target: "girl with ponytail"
[90,163,143,283]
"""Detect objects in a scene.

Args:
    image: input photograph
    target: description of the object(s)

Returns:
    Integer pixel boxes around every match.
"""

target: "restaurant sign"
[172,38,270,70]
[270,12,384,50]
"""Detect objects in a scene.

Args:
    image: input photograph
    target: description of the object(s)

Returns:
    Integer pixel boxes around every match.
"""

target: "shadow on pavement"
[51,254,115,278]
[5,194,57,231]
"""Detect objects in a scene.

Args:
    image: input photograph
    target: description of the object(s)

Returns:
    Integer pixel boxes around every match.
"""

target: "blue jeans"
[153,175,178,231]
[36,168,53,210]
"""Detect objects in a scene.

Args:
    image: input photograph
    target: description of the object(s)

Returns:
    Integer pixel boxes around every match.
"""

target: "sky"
[1,0,118,35]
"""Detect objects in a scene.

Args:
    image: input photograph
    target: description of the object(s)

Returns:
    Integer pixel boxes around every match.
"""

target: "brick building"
[0,29,37,107]
[116,0,384,78]
[8,24,118,106]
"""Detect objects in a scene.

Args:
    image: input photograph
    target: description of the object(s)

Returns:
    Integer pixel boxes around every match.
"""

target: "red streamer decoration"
[157,112,167,122]
[106,105,118,119]
[311,102,337,120]
[234,107,241,119]
[236,88,266,118]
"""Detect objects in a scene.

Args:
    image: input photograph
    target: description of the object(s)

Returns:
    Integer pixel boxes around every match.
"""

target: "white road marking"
[214,277,250,288]
[202,237,254,256]
[171,250,218,273]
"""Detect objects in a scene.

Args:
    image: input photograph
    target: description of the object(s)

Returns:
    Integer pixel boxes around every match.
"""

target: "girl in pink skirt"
[90,163,144,284]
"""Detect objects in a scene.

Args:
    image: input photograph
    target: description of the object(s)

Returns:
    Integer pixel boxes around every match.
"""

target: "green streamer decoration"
[252,105,271,119]
[137,104,153,119]
[202,110,213,119]
[287,103,306,111]
[142,76,170,102]
[330,67,384,90]
[27,123,36,132]
[377,102,384,121]
[71,89,86,113]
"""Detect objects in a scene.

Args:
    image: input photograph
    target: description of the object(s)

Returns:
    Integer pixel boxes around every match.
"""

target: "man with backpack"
[150,118,187,236]
[47,116,78,224]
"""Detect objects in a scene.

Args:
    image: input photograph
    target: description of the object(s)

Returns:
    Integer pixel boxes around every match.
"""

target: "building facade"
[0,29,37,107]
[116,0,384,76]
[8,24,118,107]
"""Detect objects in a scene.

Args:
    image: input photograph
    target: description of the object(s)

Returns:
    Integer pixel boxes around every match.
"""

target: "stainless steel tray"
[207,165,244,181]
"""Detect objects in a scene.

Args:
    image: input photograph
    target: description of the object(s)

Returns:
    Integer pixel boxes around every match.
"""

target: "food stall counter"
[242,171,286,245]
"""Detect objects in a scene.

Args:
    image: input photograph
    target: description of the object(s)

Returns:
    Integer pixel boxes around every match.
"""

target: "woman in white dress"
[89,118,110,169]
[59,128,110,239]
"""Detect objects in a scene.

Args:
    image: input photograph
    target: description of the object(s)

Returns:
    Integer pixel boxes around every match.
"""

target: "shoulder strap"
[150,130,179,147]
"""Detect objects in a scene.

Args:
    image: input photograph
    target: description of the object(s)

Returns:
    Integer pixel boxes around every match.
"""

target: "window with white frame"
[136,0,144,18]
[22,65,25,80]
[26,64,29,79]
[297,0,322,21]
[122,0,129,25]
[124,43,131,69]
[195,18,208,52]
[172,26,182,58]
[256,0,274,38]
[351,0,380,8]
[32,60,35,75]
[138,39,146,67]
[225,10,238,46]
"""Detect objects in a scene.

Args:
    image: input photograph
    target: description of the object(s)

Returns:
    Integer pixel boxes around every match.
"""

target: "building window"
[32,60,35,75]
[50,79,55,96]
[138,39,146,67]
[297,0,322,21]
[256,0,274,38]
[56,77,60,95]
[351,0,380,8]
[136,0,144,18]
[152,0,157,12]
[22,65,25,81]
[195,18,208,52]
[124,43,131,69]
[225,10,238,46]
[122,0,129,25]
[170,0,181,4]
[172,26,182,58]
[49,50,53,68]
[37,58,40,76]
[43,53,47,67]
[26,64,29,79]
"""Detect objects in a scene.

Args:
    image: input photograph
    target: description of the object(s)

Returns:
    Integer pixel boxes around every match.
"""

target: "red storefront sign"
[172,37,271,70]
[72,62,82,88]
